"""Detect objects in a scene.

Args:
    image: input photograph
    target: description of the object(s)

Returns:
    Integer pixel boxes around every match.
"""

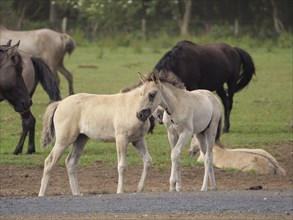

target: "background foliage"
[0,0,292,41]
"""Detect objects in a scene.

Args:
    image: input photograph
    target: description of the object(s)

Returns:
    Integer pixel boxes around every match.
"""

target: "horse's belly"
[80,123,115,142]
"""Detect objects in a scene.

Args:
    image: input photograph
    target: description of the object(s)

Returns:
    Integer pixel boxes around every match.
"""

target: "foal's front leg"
[116,135,129,194]
[169,131,191,192]
[132,138,152,192]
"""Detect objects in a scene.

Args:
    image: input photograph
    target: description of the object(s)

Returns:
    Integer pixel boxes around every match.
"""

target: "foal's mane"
[121,70,185,93]
[144,70,185,89]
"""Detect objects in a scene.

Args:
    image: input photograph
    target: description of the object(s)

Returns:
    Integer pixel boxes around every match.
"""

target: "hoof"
[13,150,22,155]
[26,149,36,154]
[222,128,230,133]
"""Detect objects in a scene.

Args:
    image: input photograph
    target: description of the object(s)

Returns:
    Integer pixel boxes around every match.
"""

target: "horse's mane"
[121,70,185,93]
[154,40,197,72]
[145,70,185,89]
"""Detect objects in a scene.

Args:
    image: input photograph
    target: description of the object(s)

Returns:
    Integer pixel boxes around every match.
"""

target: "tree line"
[0,0,292,40]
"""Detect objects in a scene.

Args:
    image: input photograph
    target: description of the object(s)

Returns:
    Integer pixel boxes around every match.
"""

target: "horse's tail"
[255,150,286,176]
[41,101,59,148]
[236,149,286,176]
[215,115,223,147]
[31,57,61,101]
[275,164,287,176]
[234,47,256,93]
[61,34,75,55]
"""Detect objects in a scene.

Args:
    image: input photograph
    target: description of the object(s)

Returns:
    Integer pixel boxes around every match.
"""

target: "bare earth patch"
[0,143,292,219]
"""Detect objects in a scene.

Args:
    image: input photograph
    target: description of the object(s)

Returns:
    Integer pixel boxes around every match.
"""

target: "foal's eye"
[148,92,156,100]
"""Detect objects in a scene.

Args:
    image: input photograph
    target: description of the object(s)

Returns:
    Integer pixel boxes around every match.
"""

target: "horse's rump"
[61,34,75,55]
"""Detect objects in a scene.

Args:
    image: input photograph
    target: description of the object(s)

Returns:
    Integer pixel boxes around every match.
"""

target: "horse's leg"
[205,129,217,191]
[116,135,129,194]
[189,135,200,156]
[38,142,68,196]
[198,129,217,191]
[13,111,35,155]
[52,69,60,85]
[167,131,178,192]
[132,138,152,192]
[57,62,74,95]
[65,134,88,195]
[26,111,36,154]
[169,131,191,192]
[216,87,229,133]
[196,133,209,191]
[225,83,236,133]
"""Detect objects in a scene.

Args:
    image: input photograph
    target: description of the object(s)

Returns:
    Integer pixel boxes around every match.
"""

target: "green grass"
[0,45,292,169]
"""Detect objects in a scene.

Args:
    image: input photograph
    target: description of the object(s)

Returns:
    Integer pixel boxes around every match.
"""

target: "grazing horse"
[189,139,286,176]
[0,41,31,113]
[0,26,75,95]
[1,40,61,154]
[38,73,163,196]
[142,70,222,191]
[154,40,255,132]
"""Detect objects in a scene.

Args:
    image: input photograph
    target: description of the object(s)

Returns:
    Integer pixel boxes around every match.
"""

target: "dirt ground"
[0,143,292,219]
[0,143,292,197]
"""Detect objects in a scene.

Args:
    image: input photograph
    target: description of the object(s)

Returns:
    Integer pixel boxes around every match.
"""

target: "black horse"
[0,40,61,154]
[154,40,255,132]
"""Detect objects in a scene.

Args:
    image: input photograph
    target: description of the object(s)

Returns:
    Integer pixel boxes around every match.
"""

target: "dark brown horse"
[1,40,61,154]
[0,41,31,113]
[154,40,255,132]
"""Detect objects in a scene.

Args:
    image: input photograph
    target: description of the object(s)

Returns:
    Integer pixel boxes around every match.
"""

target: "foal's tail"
[234,47,256,93]
[31,57,61,101]
[41,102,59,148]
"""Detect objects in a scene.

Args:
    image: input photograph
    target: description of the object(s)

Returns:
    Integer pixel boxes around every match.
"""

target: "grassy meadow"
[0,42,292,169]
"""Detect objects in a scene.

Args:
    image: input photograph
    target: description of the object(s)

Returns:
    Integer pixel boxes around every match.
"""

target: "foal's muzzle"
[136,108,151,122]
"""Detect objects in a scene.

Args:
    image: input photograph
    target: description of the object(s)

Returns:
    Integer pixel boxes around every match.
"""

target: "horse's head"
[136,72,164,122]
[0,41,32,113]
[152,106,165,124]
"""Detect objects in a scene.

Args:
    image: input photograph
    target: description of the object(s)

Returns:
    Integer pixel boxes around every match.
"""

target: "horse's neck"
[160,83,185,114]
[122,89,142,109]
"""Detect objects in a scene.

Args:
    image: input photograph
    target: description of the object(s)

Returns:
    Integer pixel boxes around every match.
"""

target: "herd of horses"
[2,26,285,196]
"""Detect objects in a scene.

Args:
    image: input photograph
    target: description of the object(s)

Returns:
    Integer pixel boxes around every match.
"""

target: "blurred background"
[0,0,292,48]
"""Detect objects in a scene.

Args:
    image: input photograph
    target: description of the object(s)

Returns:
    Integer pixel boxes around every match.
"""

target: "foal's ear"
[138,72,147,83]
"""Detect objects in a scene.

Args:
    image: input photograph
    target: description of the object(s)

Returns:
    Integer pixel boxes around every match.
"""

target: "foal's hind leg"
[132,138,152,192]
[196,133,216,191]
[38,143,68,196]
[65,134,88,195]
